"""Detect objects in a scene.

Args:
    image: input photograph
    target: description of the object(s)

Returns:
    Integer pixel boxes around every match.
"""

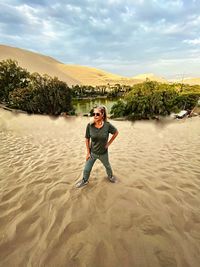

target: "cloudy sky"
[0,0,200,79]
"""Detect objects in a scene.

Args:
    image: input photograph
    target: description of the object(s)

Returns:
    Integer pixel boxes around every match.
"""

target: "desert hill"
[57,64,141,86]
[2,44,196,86]
[0,44,142,86]
[0,44,80,86]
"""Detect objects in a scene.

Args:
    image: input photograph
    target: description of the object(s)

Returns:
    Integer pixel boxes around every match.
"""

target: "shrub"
[110,100,126,118]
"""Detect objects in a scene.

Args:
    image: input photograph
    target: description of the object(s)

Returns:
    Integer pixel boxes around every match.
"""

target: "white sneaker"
[75,179,89,188]
[108,176,116,183]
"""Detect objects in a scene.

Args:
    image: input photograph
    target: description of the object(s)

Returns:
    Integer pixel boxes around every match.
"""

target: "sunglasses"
[93,112,101,116]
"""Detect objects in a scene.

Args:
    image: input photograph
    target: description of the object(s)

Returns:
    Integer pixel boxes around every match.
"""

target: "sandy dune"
[0,109,200,267]
[0,44,169,86]
[0,45,80,87]
[182,78,200,86]
[57,64,141,86]
[132,73,168,83]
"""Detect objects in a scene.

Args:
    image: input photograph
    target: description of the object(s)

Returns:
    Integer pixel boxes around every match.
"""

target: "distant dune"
[182,78,200,86]
[2,44,199,86]
[57,64,141,86]
[132,73,168,83]
[169,77,200,86]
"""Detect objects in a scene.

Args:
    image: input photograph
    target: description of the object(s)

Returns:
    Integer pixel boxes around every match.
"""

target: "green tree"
[0,59,30,102]
[9,87,35,113]
[175,92,200,110]
[10,73,74,115]
[110,81,191,120]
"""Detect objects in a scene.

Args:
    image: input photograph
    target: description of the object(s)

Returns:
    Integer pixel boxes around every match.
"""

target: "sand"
[0,109,200,267]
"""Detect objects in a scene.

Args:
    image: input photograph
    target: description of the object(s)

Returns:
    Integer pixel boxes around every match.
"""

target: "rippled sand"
[0,109,200,267]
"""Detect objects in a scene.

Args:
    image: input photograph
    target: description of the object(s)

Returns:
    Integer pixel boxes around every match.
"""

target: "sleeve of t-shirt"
[85,123,90,139]
[108,122,117,134]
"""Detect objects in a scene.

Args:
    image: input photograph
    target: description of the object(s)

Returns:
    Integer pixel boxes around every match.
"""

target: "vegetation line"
[1,59,200,119]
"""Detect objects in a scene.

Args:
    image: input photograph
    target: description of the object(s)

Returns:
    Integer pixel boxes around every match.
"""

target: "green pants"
[83,151,113,182]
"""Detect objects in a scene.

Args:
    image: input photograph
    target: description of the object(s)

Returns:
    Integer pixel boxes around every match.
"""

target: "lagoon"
[72,97,119,114]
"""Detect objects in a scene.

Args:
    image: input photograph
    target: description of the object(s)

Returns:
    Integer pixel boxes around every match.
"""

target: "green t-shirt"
[85,121,117,155]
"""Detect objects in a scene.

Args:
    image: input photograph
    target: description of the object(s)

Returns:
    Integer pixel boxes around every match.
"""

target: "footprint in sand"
[139,215,165,235]
[155,249,177,267]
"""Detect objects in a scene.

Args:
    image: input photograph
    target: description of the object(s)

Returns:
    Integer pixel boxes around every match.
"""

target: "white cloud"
[108,0,121,4]
[153,0,183,9]
[16,4,40,25]
[183,38,200,45]
[121,6,135,22]
[186,15,200,27]
[65,4,82,13]
[88,16,112,30]
[42,21,57,40]
[162,24,182,34]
